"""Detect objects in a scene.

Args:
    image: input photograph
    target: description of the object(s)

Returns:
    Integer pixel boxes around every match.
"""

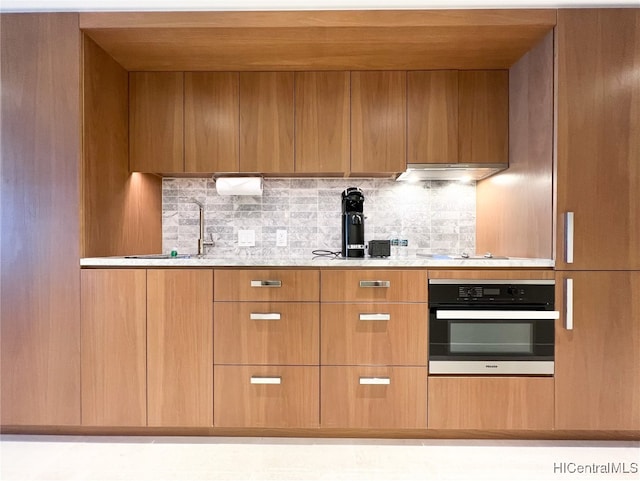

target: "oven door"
[429,309,557,375]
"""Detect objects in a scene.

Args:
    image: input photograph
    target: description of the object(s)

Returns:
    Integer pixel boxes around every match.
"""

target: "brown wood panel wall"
[83,36,161,257]
[476,32,554,259]
[0,13,82,425]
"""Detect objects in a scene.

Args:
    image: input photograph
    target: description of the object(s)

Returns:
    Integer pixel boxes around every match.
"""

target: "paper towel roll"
[215,177,263,196]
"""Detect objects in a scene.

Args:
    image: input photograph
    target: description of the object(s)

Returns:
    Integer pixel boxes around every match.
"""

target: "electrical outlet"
[238,229,255,247]
[276,229,287,247]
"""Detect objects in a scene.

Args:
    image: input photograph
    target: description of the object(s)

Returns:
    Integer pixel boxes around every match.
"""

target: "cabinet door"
[556,9,640,270]
[321,366,427,429]
[351,71,406,174]
[555,272,640,430]
[214,269,320,302]
[239,72,294,173]
[184,72,239,173]
[294,71,350,173]
[81,269,147,426]
[321,270,427,303]
[428,377,554,430]
[407,71,458,165]
[130,72,184,173]
[147,269,213,427]
[458,70,508,164]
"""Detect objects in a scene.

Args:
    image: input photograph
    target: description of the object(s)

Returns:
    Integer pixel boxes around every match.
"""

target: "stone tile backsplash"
[162,178,476,259]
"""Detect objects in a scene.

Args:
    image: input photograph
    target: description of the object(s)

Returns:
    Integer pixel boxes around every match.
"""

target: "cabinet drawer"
[321,303,427,366]
[215,269,319,301]
[321,366,427,429]
[321,270,427,302]
[214,302,319,365]
[427,377,554,430]
[214,366,319,428]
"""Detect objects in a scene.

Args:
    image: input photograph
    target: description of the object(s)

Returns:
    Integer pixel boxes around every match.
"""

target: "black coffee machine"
[341,187,365,258]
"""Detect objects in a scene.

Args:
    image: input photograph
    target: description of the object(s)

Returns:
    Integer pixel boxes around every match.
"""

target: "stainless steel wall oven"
[428,279,558,375]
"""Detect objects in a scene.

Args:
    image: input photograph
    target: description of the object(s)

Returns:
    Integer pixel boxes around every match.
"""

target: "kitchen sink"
[124,254,191,259]
[416,252,509,260]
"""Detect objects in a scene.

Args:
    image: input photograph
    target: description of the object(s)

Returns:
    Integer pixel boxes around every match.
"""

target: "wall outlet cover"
[276,229,287,247]
[238,229,256,247]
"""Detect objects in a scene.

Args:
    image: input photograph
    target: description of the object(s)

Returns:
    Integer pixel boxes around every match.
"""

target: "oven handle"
[435,310,560,320]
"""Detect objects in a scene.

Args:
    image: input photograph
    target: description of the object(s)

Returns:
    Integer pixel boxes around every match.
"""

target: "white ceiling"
[1,0,638,12]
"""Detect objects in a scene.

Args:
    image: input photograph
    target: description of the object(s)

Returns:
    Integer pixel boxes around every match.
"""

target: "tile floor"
[1,436,638,481]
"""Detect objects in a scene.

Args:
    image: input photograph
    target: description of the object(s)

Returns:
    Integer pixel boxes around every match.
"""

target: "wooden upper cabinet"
[294,71,350,174]
[147,269,213,427]
[184,72,239,173]
[556,9,640,270]
[555,271,640,430]
[81,269,147,427]
[458,70,509,164]
[351,71,406,174]
[130,72,184,172]
[408,70,458,164]
[239,72,294,173]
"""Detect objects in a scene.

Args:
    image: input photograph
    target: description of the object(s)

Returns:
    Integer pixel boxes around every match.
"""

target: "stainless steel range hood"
[396,163,507,182]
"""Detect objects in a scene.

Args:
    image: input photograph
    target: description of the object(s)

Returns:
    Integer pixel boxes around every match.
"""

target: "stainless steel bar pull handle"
[359,280,391,288]
[359,313,391,321]
[250,313,281,321]
[250,280,282,288]
[564,278,574,330]
[565,212,575,264]
[359,377,391,385]
[250,376,281,385]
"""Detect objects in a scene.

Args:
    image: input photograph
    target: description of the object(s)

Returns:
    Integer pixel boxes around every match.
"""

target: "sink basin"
[416,253,509,260]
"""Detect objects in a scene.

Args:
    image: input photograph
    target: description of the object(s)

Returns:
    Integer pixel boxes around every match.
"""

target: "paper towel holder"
[213,175,264,196]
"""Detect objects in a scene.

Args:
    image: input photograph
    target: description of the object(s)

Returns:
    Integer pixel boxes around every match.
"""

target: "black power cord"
[311,249,342,260]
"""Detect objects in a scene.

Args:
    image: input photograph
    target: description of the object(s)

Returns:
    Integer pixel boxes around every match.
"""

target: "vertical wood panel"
[555,272,640,430]
[130,72,184,173]
[458,70,509,164]
[83,36,161,257]
[239,72,294,173]
[0,13,81,426]
[556,9,640,269]
[351,71,406,174]
[81,270,147,426]
[184,72,239,173]
[407,70,458,164]
[147,269,213,427]
[294,71,350,173]
[476,32,554,259]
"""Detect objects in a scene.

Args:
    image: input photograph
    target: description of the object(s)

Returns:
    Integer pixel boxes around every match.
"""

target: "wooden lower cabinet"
[555,271,640,430]
[321,366,427,429]
[321,303,427,366]
[81,269,147,426]
[427,377,554,430]
[214,302,319,365]
[214,366,319,428]
[147,269,213,427]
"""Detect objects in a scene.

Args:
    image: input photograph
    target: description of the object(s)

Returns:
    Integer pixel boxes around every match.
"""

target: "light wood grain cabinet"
[239,72,294,173]
[295,71,350,173]
[214,302,319,365]
[408,70,508,166]
[214,366,319,428]
[321,270,427,303]
[321,303,427,366]
[130,72,184,173]
[555,271,640,430]
[321,366,427,429]
[147,269,213,427]
[81,269,147,427]
[215,269,319,302]
[428,377,554,430]
[184,72,239,173]
[555,9,640,270]
[351,71,406,174]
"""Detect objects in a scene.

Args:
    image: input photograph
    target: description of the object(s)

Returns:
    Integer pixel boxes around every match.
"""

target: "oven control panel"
[457,285,525,300]
[429,279,555,307]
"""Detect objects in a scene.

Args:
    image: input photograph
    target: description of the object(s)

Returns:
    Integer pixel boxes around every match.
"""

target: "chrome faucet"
[192,199,214,256]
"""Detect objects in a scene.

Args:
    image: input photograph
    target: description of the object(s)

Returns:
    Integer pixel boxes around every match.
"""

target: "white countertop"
[80,255,555,268]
